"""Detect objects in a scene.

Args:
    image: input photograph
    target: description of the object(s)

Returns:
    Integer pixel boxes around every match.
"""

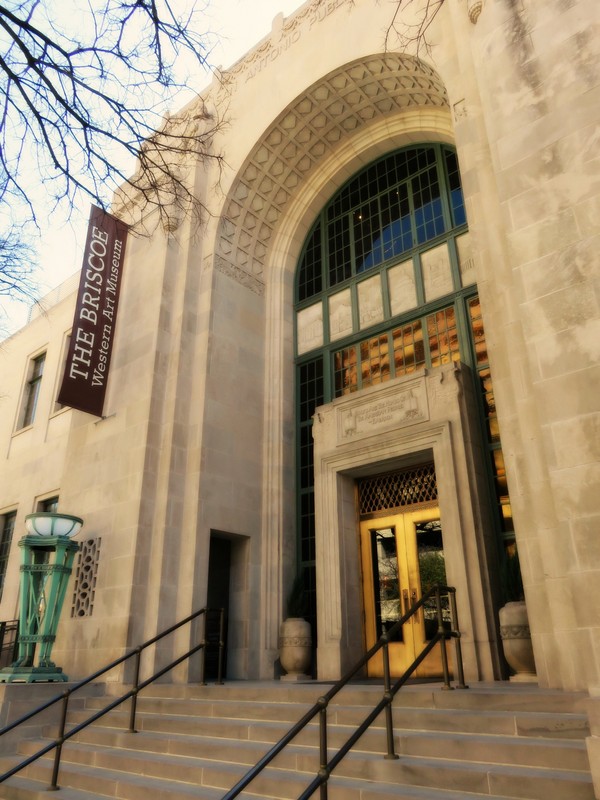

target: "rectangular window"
[19,352,46,429]
[334,345,358,396]
[0,511,16,601]
[392,320,425,376]
[413,166,445,244]
[427,307,460,367]
[468,296,513,537]
[360,333,390,388]
[327,216,352,287]
[39,496,59,513]
[333,303,465,398]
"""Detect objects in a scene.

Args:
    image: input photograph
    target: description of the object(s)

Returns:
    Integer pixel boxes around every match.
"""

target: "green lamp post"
[0,512,83,683]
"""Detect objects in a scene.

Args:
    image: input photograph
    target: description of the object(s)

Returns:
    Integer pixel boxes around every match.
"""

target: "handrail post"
[200,611,207,686]
[128,647,142,733]
[48,690,70,791]
[216,608,225,685]
[449,589,468,689]
[318,698,328,800]
[382,635,399,759]
[436,588,452,690]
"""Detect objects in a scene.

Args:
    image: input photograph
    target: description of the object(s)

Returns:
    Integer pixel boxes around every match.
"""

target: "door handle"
[411,589,420,623]
[402,588,410,616]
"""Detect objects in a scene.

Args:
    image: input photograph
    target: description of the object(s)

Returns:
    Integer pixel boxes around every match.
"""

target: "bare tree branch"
[0,0,223,303]
[383,0,445,57]
[0,226,37,301]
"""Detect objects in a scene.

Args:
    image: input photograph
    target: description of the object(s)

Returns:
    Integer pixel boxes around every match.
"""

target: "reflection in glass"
[360,334,390,388]
[415,520,449,640]
[427,307,460,367]
[334,346,358,396]
[392,321,425,376]
[370,527,403,641]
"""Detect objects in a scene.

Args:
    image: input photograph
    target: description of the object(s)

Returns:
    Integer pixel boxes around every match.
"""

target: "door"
[360,506,449,678]
[206,537,230,679]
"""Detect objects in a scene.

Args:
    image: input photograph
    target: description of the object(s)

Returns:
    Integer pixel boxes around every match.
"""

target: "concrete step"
[109,681,589,715]
[0,681,594,800]
[78,689,590,740]
[9,728,595,800]
[57,714,590,772]
[0,766,540,800]
[2,743,595,800]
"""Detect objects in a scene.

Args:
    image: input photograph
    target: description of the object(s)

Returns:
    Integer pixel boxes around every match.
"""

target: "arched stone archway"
[216,53,449,284]
[214,52,457,678]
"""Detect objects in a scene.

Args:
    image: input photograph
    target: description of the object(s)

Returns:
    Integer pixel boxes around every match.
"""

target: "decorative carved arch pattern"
[217,53,449,282]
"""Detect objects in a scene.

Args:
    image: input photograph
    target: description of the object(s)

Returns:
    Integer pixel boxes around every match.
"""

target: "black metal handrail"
[223,584,466,800]
[0,606,225,790]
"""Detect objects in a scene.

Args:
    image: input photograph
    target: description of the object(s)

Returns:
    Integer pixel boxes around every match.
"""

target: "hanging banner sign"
[57,205,129,417]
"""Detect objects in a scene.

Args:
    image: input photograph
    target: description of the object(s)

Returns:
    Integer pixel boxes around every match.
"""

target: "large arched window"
[294,145,512,629]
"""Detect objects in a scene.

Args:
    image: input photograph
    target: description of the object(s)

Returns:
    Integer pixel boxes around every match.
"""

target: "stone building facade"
[0,0,598,772]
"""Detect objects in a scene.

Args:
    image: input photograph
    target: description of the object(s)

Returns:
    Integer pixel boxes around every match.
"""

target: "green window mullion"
[322,296,331,347]
[413,251,426,309]
[381,265,392,322]
[320,214,328,296]
[436,147,454,235]
[454,297,472,369]
[447,236,463,294]
[350,282,360,335]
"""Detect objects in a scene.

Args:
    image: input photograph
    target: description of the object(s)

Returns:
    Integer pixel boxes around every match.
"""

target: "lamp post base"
[0,665,69,683]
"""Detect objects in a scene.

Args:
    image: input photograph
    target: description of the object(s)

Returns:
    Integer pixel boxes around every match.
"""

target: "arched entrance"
[213,53,505,680]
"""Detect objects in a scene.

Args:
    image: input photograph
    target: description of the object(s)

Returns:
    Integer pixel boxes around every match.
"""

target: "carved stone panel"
[388,259,418,316]
[329,288,353,341]
[421,243,454,302]
[358,274,384,330]
[337,378,429,442]
[297,301,324,355]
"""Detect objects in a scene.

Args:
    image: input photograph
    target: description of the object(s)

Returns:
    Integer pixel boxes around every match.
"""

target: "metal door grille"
[358,464,437,515]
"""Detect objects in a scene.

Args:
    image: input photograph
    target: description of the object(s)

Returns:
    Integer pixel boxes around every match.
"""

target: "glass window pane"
[469,296,488,365]
[354,200,382,272]
[334,346,358,396]
[392,321,425,376]
[21,353,46,428]
[427,306,460,367]
[371,527,403,640]
[413,167,445,244]
[297,222,322,302]
[380,183,413,261]
[298,359,324,424]
[445,149,466,228]
[360,334,390,388]
[0,511,16,599]
[328,216,351,287]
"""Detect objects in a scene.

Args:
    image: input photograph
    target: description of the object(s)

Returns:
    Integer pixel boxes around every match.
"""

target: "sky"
[1,0,304,337]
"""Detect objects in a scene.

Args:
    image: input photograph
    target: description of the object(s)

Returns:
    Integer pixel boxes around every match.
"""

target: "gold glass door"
[360,506,448,678]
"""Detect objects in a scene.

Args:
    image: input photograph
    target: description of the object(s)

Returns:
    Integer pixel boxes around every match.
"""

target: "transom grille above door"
[358,463,437,516]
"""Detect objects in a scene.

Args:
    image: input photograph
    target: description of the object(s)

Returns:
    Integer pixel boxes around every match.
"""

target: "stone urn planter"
[279,617,312,680]
[499,600,536,682]
[279,573,312,681]
[499,549,536,682]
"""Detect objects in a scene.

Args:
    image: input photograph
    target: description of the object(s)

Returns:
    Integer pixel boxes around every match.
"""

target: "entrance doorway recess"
[360,506,449,678]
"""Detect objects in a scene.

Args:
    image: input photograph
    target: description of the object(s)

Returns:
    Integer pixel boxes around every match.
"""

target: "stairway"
[0,680,594,800]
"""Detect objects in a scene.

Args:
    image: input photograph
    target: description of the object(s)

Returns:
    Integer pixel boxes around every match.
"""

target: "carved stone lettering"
[338,382,428,441]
